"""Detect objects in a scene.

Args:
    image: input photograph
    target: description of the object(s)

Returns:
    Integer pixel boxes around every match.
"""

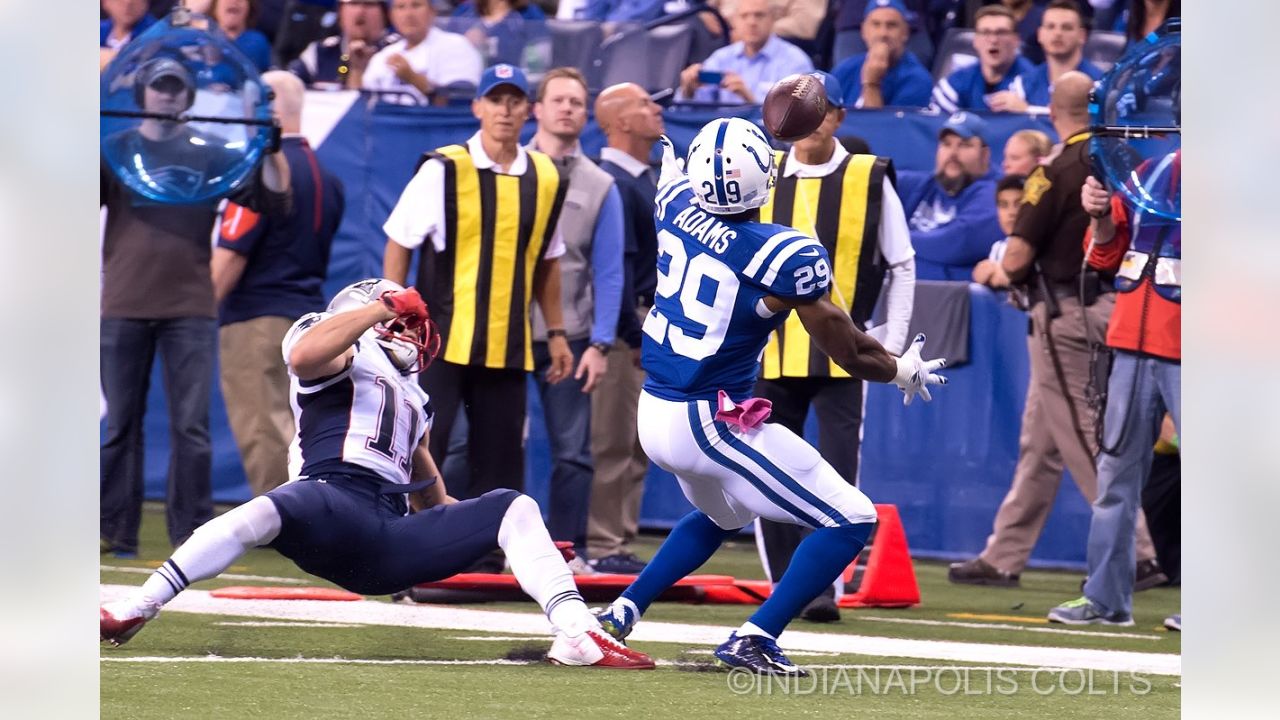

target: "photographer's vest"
[759,152,893,379]
[413,145,567,371]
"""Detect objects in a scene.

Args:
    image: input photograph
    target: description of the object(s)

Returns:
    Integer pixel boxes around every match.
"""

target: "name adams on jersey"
[642,176,833,403]
[281,313,434,486]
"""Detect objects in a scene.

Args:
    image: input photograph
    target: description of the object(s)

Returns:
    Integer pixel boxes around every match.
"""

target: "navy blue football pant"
[266,474,519,595]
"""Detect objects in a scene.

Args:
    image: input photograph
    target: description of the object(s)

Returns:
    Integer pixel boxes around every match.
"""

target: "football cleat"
[547,630,655,670]
[100,602,151,647]
[714,632,809,677]
[591,602,637,641]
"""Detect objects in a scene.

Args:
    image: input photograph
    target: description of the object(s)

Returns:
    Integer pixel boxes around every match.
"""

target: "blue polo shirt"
[1010,59,1105,109]
[831,50,933,108]
[217,137,345,326]
[682,34,814,104]
[931,56,1035,113]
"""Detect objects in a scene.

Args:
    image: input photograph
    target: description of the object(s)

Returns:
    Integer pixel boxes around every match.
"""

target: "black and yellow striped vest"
[413,145,567,371]
[760,151,893,379]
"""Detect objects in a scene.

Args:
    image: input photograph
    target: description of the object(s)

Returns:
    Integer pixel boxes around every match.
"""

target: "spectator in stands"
[954,72,1164,591]
[830,0,934,109]
[289,0,396,89]
[971,173,1024,283]
[525,67,626,563]
[707,1,827,48]
[382,64,573,572]
[994,0,1046,64]
[574,0,671,23]
[212,71,345,497]
[363,0,483,105]
[101,57,291,558]
[1001,128,1052,176]
[994,0,1104,113]
[895,112,1003,280]
[588,82,664,574]
[1119,0,1180,45]
[101,0,159,71]
[931,5,1033,113]
[1049,155,1181,629]
[452,0,548,67]
[675,0,813,104]
[211,0,274,71]
[831,0,932,68]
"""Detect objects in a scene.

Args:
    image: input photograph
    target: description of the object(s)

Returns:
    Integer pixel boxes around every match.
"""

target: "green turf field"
[101,504,1180,719]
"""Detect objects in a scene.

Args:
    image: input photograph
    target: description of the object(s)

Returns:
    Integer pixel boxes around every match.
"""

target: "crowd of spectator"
[100,0,1181,620]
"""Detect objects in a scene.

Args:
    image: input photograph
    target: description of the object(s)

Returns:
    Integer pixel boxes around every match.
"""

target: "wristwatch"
[590,341,612,356]
[546,329,568,339]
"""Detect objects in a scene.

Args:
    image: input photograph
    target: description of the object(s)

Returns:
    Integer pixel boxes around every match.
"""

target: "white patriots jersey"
[282,312,433,485]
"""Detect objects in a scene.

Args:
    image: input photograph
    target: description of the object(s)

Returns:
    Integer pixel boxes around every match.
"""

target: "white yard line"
[215,621,364,628]
[857,615,1162,641]
[102,565,309,585]
[100,584,1181,676]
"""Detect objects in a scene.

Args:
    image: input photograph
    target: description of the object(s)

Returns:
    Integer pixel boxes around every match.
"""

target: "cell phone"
[697,70,724,85]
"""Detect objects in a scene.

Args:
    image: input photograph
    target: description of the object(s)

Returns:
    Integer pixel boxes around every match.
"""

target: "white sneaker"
[547,630,655,669]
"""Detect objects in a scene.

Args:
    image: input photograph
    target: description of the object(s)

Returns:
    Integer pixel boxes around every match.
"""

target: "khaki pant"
[980,294,1156,573]
[219,316,296,496]
[586,334,650,559]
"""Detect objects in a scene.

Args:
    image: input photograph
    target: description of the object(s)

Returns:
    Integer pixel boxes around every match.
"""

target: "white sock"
[137,496,282,612]
[497,494,594,637]
[613,596,640,620]
[737,621,775,640]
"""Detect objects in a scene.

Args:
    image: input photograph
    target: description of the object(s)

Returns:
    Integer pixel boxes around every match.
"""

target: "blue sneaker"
[714,633,808,677]
[592,601,638,641]
[1047,597,1134,626]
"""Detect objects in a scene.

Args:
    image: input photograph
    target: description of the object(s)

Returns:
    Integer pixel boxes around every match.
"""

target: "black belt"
[303,470,436,496]
[1027,272,1113,309]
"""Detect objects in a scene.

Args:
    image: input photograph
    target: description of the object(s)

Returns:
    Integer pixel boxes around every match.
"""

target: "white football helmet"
[327,278,440,373]
[685,117,776,215]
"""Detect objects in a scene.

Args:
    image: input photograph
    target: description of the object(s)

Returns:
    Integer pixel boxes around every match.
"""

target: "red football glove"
[380,289,427,328]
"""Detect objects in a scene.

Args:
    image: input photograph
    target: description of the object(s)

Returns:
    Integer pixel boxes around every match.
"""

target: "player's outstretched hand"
[658,135,686,185]
[892,333,948,406]
[380,288,427,328]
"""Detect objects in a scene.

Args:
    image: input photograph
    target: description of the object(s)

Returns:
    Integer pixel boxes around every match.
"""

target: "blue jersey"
[642,177,832,402]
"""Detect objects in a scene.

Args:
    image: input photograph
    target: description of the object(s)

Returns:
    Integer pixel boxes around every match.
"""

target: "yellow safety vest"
[414,145,567,371]
[760,151,892,379]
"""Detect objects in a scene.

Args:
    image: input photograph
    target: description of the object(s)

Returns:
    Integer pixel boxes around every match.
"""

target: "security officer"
[953,71,1164,588]
[382,64,574,541]
[754,72,917,623]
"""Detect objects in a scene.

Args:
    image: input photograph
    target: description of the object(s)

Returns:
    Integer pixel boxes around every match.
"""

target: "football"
[762,73,828,143]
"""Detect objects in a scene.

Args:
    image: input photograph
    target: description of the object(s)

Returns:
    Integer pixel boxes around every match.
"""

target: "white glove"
[892,333,948,406]
[657,134,686,187]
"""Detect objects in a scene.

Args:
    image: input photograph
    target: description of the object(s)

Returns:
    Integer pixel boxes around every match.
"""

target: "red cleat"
[548,630,656,670]
[100,603,149,647]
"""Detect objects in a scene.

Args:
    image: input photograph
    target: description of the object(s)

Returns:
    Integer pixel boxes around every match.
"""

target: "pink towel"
[714,390,772,431]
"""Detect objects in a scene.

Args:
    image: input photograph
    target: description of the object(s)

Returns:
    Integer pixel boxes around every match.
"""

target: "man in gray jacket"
[528,67,626,562]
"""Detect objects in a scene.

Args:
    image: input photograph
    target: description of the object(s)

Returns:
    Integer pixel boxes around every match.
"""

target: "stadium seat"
[272,0,339,68]
[549,20,606,87]
[1084,30,1126,73]
[931,28,977,81]
[595,23,694,94]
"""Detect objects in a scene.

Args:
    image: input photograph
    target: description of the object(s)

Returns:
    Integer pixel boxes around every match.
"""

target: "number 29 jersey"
[642,176,833,403]
[281,313,434,485]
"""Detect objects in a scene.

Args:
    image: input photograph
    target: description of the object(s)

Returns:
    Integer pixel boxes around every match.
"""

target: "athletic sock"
[621,510,737,615]
[746,523,872,638]
[498,494,593,637]
[735,621,774,640]
[138,496,281,611]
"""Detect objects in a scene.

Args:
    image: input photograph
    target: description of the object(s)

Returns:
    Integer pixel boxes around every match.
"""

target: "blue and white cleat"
[591,601,638,642]
[713,632,809,677]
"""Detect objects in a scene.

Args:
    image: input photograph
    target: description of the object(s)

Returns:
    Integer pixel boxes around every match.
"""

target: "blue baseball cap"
[811,71,846,108]
[863,0,915,24]
[938,111,990,145]
[476,63,529,99]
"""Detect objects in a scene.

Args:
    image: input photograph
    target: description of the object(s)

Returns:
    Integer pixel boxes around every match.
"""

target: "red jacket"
[1084,196,1181,361]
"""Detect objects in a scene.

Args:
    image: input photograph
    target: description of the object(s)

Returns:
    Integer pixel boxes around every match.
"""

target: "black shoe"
[464,551,506,574]
[948,558,1020,587]
[590,552,648,575]
[800,594,841,623]
[714,633,808,677]
[1134,559,1169,592]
